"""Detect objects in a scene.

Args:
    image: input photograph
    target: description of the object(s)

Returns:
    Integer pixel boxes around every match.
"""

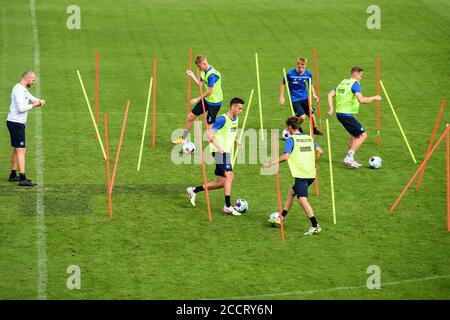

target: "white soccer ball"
[233,199,248,213]
[183,141,195,154]
[369,156,382,169]
[282,128,291,140]
[269,212,284,225]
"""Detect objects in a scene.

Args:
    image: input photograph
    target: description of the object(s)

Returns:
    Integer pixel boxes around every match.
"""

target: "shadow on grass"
[0,183,185,216]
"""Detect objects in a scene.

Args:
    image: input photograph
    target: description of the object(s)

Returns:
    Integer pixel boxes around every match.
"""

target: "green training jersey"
[200,66,223,105]
[335,78,360,114]
[210,113,238,154]
[287,133,316,178]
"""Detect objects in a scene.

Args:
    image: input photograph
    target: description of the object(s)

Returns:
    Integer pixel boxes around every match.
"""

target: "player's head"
[229,97,244,116]
[296,57,307,73]
[286,116,303,134]
[21,71,36,88]
[351,67,363,81]
[195,54,209,71]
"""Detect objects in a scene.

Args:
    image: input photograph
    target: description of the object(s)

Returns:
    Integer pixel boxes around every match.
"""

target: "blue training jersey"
[283,68,313,102]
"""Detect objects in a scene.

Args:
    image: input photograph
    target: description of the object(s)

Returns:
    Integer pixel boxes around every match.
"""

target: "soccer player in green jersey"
[173,54,223,145]
[187,97,244,216]
[327,67,381,168]
[263,117,323,235]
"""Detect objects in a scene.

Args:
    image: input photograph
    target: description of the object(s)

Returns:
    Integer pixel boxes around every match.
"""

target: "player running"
[327,67,381,168]
[279,57,323,136]
[263,117,323,235]
[172,54,223,145]
[187,97,244,216]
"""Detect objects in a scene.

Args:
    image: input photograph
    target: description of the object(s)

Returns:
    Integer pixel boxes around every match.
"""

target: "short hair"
[286,116,302,130]
[21,70,34,79]
[230,97,244,107]
[195,54,207,65]
[351,66,363,74]
[297,57,307,65]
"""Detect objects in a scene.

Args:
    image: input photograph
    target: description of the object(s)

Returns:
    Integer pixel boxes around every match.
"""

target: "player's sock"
[309,216,318,228]
[194,186,204,193]
[346,149,355,160]
[225,195,231,207]
[10,170,17,178]
[182,130,189,140]
[282,209,288,217]
[19,173,26,181]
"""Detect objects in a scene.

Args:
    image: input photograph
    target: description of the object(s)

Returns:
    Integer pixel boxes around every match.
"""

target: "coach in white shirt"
[6,71,45,186]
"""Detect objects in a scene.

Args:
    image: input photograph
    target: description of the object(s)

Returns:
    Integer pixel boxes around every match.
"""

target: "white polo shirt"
[6,83,38,124]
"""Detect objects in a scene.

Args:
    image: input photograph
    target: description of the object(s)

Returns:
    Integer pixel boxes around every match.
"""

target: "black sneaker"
[313,127,323,136]
[19,179,37,187]
[9,176,20,182]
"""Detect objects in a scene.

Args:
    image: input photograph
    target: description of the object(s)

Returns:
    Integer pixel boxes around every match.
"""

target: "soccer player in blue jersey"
[279,57,323,136]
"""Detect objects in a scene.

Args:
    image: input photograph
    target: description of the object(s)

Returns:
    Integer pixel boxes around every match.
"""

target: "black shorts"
[191,100,222,124]
[212,152,232,177]
[292,178,315,198]
[336,114,366,137]
[292,99,314,117]
[6,121,26,148]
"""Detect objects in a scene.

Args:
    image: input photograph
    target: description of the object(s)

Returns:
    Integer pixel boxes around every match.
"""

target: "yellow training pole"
[137,77,153,171]
[326,119,336,224]
[380,80,417,163]
[233,89,254,167]
[255,53,264,140]
[76,70,106,159]
[282,68,295,117]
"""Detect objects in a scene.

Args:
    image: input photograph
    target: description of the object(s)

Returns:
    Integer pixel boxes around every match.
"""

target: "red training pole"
[307,79,319,196]
[110,101,131,193]
[196,68,211,131]
[313,48,322,132]
[103,113,112,220]
[416,97,446,190]
[195,120,213,223]
[186,48,193,117]
[96,51,99,125]
[273,132,285,242]
[390,126,450,212]
[447,124,450,231]
[152,57,157,149]
[376,56,381,146]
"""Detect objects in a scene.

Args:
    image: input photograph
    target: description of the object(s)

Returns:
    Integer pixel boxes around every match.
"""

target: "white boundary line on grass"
[30,0,47,300]
[206,274,450,300]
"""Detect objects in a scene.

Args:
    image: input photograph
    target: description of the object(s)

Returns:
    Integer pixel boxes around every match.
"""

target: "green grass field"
[1,0,450,300]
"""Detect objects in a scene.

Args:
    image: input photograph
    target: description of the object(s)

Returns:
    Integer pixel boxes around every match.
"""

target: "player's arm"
[355,92,382,104]
[15,89,40,113]
[186,70,200,86]
[327,89,336,115]
[206,129,223,153]
[310,82,319,102]
[191,74,216,104]
[315,146,323,165]
[279,81,285,105]
[262,153,289,168]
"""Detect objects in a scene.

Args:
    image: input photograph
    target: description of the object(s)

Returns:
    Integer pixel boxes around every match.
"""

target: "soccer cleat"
[8,176,19,182]
[352,160,362,167]
[18,179,37,187]
[313,127,324,136]
[304,224,321,235]
[187,187,196,207]
[223,206,242,216]
[172,136,185,145]
[343,158,361,169]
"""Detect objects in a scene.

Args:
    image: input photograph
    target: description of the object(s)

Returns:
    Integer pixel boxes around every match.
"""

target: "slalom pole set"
[77,52,157,219]
[76,49,449,232]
